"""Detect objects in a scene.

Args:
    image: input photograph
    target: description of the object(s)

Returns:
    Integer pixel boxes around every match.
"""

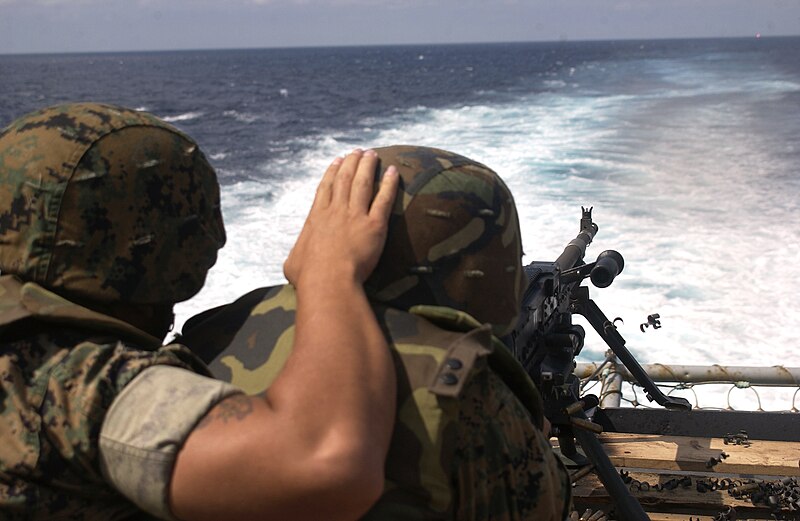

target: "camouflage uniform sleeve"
[37,340,219,517]
[452,365,572,521]
[363,313,571,521]
[99,365,243,519]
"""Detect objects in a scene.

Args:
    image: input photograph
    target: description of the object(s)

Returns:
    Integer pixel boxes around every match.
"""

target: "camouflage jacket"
[0,275,208,520]
[180,284,571,521]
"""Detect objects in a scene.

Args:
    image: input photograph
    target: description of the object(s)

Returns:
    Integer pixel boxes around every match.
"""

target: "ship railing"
[575,353,800,412]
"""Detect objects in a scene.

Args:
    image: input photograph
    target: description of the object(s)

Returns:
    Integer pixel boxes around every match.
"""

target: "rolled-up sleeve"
[99,365,243,520]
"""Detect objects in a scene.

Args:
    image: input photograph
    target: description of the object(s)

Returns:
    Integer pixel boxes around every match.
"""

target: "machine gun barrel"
[517,207,598,313]
[554,207,598,272]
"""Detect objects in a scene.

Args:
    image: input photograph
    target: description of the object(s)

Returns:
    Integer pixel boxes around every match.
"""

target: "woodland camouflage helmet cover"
[368,145,526,336]
[0,103,226,305]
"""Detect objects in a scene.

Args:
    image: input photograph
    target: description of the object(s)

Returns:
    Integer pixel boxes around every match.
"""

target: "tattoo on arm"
[196,394,256,429]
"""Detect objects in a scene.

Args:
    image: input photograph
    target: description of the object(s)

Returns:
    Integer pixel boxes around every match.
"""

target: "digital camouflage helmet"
[368,145,525,336]
[0,103,226,305]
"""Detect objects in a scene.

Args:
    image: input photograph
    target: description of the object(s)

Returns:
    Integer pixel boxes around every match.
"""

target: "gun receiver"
[504,207,691,521]
[507,207,691,410]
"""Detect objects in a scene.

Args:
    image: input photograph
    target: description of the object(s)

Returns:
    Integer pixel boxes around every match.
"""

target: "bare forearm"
[271,148,398,463]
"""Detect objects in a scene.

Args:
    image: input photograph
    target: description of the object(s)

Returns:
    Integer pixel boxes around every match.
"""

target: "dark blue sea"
[3,38,799,407]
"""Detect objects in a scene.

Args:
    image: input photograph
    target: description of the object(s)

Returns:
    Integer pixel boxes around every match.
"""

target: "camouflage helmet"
[367,145,525,336]
[0,103,226,305]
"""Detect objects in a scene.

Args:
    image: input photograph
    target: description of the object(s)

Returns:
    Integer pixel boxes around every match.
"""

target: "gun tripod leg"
[572,421,650,521]
[557,429,590,467]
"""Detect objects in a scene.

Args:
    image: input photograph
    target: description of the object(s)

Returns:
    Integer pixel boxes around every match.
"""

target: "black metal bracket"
[570,286,691,410]
[549,375,651,521]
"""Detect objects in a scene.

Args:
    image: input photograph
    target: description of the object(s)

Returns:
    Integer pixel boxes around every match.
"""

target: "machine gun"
[503,207,691,521]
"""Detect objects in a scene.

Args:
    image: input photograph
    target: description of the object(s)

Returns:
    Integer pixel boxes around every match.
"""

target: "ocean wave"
[542,80,567,89]
[168,41,800,390]
[161,111,204,123]
[223,110,259,124]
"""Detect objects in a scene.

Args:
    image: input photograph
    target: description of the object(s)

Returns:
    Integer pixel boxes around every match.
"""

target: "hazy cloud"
[1,0,798,54]
[0,0,95,4]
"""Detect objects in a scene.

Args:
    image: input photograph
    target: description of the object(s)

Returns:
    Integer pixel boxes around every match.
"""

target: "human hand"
[284,149,399,287]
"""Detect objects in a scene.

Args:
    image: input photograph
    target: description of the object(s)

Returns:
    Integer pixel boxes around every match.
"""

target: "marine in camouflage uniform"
[181,146,572,520]
[0,103,235,519]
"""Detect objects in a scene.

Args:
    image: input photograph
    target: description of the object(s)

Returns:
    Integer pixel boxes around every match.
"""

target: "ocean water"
[2,38,799,408]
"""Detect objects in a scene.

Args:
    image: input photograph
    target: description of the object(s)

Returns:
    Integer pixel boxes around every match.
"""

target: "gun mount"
[503,207,691,521]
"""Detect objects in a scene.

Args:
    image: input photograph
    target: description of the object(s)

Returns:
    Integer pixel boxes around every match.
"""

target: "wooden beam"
[595,433,800,476]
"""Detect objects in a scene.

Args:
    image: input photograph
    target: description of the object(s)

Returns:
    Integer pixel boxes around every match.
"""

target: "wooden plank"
[572,469,781,520]
[595,433,800,476]
[552,432,799,518]
[646,515,719,521]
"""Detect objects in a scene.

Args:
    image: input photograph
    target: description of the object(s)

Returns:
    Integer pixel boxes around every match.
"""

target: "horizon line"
[2,33,797,58]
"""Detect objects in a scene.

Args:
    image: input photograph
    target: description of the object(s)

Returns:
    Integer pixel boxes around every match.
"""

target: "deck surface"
[561,432,800,520]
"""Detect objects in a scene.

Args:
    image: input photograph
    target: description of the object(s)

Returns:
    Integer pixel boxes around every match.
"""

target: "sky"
[0,0,799,55]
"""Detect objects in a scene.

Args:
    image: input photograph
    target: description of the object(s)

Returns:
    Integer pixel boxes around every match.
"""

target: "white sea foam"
[174,54,800,411]
[222,110,259,124]
[161,111,203,123]
[175,140,345,326]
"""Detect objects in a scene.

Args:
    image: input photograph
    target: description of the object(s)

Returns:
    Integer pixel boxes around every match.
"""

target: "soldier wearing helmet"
[0,103,399,520]
[181,145,572,520]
